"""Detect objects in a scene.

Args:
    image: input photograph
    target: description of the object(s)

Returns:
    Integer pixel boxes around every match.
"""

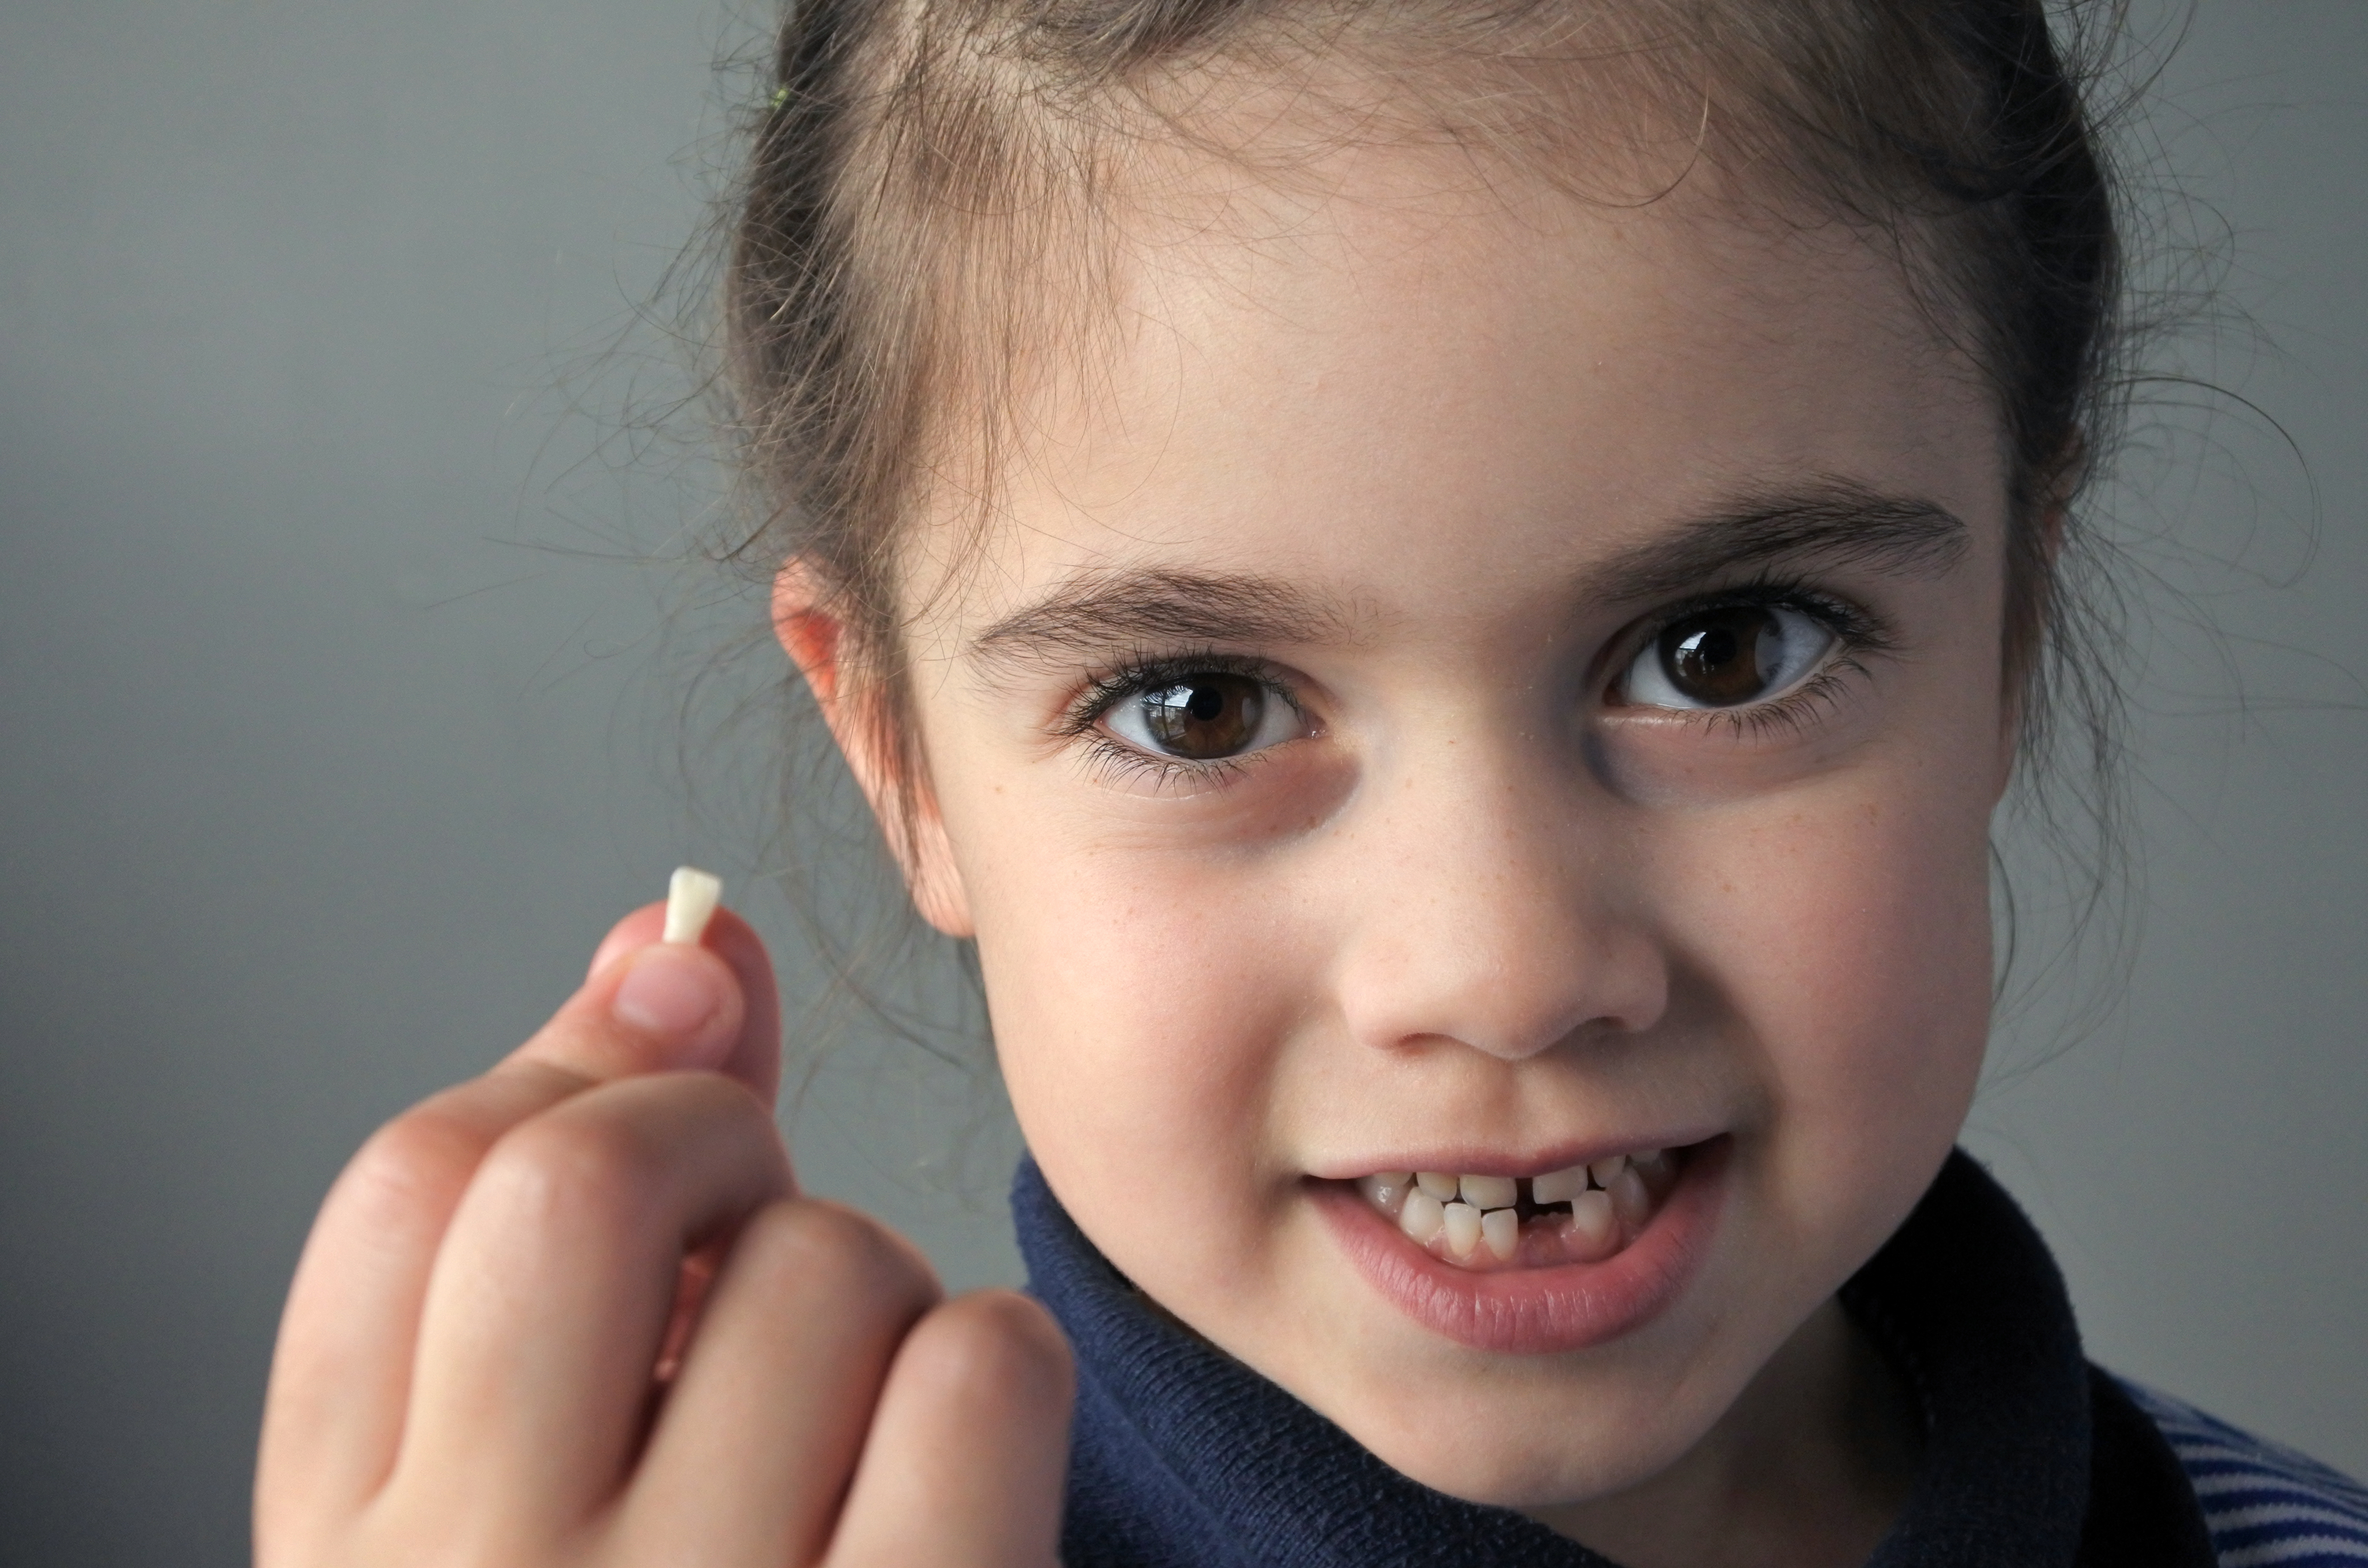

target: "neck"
[1524,1299,1923,1568]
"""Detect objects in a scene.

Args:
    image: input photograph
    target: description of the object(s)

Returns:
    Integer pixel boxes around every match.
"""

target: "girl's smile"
[1315,1138,1727,1353]
[844,122,2012,1529]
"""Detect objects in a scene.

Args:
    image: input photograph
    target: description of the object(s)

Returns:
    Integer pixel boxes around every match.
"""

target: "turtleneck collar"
[1012,1150,2215,1568]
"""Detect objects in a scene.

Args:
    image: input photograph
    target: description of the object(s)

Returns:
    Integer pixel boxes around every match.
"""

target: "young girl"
[254,1,2368,1564]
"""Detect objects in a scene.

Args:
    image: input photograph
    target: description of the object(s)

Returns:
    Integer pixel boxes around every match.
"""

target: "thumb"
[500,900,784,1107]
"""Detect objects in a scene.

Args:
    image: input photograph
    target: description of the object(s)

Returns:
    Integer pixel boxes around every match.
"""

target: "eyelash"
[1609,576,1895,741]
[1058,579,1893,784]
[1058,649,1310,789]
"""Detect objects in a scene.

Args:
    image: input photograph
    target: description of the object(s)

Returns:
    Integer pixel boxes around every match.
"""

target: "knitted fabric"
[1013,1150,2236,1567]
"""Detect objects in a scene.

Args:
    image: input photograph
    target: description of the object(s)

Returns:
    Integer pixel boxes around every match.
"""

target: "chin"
[1328,1365,1722,1508]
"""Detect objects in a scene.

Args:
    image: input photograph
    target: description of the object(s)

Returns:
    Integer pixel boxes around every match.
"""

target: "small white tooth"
[1359,1173,1412,1215]
[1441,1201,1482,1259]
[1588,1153,1628,1188]
[1609,1166,1652,1228]
[1481,1207,1519,1261]
[1459,1174,1517,1210]
[1530,1164,1590,1205]
[1631,1148,1674,1187]
[1565,1190,1616,1250]
[1400,1189,1446,1244]
[662,866,724,945]
[1415,1172,1459,1202]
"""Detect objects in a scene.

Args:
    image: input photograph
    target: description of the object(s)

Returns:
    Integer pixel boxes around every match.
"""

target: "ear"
[1993,441,2084,801]
[2033,431,2084,574]
[772,560,976,939]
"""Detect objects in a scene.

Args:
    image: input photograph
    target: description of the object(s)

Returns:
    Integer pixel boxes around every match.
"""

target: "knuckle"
[469,1073,783,1231]
[336,1068,587,1231]
[582,1066,777,1152]
[906,1291,1075,1409]
[742,1198,941,1310]
[638,1063,773,1129]
[478,1106,660,1226]
[342,1105,493,1225]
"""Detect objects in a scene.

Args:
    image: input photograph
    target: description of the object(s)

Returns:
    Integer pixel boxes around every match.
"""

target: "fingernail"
[612,944,732,1062]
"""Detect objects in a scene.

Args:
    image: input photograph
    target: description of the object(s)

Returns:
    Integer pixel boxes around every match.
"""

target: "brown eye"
[1138,675,1264,758]
[1620,603,1833,711]
[1104,671,1303,763]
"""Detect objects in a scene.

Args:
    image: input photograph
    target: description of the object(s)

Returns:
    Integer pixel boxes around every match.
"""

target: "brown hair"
[716,0,2135,1010]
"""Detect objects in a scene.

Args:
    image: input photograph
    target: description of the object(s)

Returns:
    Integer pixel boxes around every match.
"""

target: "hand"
[255,902,1073,1567]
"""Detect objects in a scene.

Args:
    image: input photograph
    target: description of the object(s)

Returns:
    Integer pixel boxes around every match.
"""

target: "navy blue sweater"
[1012,1151,2223,1567]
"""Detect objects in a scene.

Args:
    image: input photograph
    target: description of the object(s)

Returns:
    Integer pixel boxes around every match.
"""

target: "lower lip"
[1313,1138,1730,1355]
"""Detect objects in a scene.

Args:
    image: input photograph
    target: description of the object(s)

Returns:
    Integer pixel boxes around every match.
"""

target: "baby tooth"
[1459,1174,1518,1210]
[1530,1164,1589,1205]
[1442,1201,1483,1259]
[1631,1148,1673,1187]
[1415,1172,1459,1202]
[1565,1190,1617,1256]
[1359,1173,1412,1215]
[1400,1189,1446,1244]
[1588,1153,1628,1188]
[1609,1166,1652,1228]
[1481,1207,1519,1261]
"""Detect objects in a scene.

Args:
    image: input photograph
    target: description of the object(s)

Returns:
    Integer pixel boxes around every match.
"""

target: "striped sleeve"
[2122,1381,2368,1568]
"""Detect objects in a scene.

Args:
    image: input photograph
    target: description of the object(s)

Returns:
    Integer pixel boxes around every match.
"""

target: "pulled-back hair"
[719,0,2133,983]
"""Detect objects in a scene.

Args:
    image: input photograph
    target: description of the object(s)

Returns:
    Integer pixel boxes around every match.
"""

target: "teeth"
[1359,1173,1412,1215]
[1441,1201,1483,1259]
[1609,1166,1652,1228]
[1530,1164,1589,1205]
[1400,1189,1446,1244]
[1566,1190,1617,1256]
[1364,1146,1687,1269]
[1458,1174,1517,1210]
[1480,1207,1519,1261]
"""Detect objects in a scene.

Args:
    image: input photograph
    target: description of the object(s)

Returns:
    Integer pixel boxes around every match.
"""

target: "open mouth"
[1349,1146,1689,1271]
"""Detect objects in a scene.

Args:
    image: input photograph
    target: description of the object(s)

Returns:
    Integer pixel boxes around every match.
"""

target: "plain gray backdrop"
[2,3,2363,1564]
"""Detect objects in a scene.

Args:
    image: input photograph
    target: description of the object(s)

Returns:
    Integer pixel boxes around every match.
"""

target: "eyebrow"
[966,479,1968,667]
[969,568,1357,670]
[1578,479,1970,607]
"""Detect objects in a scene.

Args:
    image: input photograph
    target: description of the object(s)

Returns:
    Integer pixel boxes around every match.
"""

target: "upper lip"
[1307,1129,1722,1182]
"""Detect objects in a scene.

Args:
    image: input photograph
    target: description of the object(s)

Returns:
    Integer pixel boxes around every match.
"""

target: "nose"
[1323,736,1667,1062]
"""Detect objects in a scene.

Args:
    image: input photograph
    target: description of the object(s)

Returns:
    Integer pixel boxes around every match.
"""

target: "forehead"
[903,132,2004,649]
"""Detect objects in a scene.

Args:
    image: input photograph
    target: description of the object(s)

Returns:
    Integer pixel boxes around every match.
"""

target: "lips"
[1314,1137,1729,1354]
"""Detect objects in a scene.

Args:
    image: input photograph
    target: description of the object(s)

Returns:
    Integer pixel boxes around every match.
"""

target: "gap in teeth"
[1358,1150,1676,1267]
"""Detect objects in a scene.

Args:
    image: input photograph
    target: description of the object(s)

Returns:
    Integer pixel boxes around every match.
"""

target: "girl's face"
[847,138,2012,1508]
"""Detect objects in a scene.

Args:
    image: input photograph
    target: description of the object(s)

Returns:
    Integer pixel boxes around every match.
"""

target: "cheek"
[1664,763,1997,1253]
[953,803,1315,1217]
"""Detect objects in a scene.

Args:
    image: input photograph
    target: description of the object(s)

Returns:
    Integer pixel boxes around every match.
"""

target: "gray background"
[1,3,2362,1563]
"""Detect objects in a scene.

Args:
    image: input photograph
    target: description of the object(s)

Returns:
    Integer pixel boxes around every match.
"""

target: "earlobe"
[771,559,976,939]
[771,559,843,711]
[901,810,977,939]
[1993,468,2078,806]
[1991,700,2022,807]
